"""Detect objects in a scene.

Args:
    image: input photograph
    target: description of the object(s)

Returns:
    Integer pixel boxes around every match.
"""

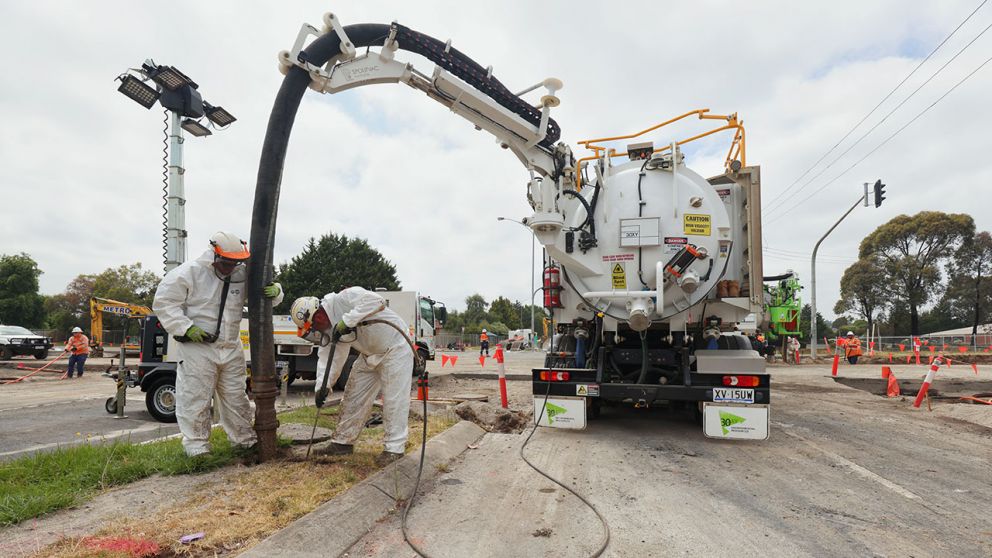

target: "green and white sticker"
[534,396,586,430]
[703,403,769,440]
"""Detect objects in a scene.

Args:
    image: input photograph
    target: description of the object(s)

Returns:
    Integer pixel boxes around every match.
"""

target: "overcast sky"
[2,1,990,321]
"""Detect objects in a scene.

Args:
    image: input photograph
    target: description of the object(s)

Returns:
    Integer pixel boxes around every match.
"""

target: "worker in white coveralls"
[152,232,284,457]
[290,287,413,466]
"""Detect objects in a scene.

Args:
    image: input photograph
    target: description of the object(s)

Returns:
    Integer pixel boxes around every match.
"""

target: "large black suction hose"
[248,22,563,450]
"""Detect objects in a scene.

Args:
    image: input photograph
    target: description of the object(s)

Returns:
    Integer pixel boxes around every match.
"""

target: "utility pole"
[810,179,885,360]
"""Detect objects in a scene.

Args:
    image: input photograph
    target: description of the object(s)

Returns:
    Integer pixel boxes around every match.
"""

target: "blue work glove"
[263,282,282,299]
[315,386,329,408]
[185,325,208,343]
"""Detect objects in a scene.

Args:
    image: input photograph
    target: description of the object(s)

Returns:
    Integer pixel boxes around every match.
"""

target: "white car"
[0,325,53,360]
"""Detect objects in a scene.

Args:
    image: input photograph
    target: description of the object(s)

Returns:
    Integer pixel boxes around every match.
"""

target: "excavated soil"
[454,400,532,433]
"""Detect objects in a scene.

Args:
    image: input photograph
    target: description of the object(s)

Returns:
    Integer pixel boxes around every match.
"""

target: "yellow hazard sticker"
[611,263,627,289]
[577,384,588,396]
[684,214,711,236]
[240,330,250,349]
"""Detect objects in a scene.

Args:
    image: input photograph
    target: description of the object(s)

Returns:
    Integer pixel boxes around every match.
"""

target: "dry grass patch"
[34,405,458,557]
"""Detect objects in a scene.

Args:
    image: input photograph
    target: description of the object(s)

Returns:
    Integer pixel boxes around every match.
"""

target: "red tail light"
[539,371,571,382]
[722,375,760,387]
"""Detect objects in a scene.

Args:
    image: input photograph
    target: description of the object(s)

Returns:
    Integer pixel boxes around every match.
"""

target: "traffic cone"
[479,355,486,367]
[972,363,979,375]
[831,354,839,377]
[449,355,458,366]
[441,354,450,368]
[881,366,891,379]
[886,371,900,397]
[888,353,893,363]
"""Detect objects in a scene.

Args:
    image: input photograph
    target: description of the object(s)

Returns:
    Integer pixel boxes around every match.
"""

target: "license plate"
[533,396,586,430]
[703,403,769,440]
[712,387,754,403]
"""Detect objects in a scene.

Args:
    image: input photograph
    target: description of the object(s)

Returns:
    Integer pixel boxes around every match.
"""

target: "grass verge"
[35,405,458,557]
[0,430,241,527]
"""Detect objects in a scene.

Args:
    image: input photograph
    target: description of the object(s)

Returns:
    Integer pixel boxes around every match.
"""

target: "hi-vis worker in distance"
[844,331,862,365]
[291,287,413,466]
[153,232,284,457]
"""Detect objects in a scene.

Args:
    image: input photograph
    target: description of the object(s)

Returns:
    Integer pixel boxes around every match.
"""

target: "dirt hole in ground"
[454,400,532,433]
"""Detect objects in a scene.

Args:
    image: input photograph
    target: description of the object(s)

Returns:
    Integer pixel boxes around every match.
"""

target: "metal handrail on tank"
[574,109,746,190]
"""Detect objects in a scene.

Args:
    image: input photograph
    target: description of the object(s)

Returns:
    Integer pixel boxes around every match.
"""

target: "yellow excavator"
[89,297,152,357]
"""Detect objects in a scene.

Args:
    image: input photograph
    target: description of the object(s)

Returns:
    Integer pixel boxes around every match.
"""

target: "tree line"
[0,232,543,339]
[832,211,989,337]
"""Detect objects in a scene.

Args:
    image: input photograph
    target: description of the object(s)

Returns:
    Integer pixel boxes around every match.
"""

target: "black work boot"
[374,450,403,467]
[316,442,354,456]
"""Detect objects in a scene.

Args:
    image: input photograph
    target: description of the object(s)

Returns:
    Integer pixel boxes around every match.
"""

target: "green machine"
[763,271,801,336]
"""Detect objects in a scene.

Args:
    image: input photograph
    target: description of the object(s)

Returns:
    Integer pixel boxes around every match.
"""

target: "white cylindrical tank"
[544,154,733,327]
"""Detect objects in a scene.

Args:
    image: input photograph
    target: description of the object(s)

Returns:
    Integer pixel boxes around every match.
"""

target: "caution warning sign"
[683,214,712,236]
[611,263,627,289]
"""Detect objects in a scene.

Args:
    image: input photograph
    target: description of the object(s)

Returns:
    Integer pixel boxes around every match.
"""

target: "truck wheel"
[146,378,178,423]
[588,399,602,420]
[0,345,12,360]
[415,348,429,375]
[34,350,49,360]
[105,396,118,414]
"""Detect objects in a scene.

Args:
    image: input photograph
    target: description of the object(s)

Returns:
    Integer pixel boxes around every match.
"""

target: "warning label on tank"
[611,263,627,290]
[602,253,635,262]
[683,214,712,236]
[664,236,687,254]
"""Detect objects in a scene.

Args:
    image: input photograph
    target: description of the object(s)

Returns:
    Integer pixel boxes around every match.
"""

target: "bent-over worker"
[291,287,413,466]
[153,231,283,457]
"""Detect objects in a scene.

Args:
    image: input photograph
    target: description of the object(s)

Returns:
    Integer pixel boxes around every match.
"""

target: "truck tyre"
[146,378,178,423]
[416,347,429,375]
[0,345,12,360]
[34,350,49,360]
[105,397,118,414]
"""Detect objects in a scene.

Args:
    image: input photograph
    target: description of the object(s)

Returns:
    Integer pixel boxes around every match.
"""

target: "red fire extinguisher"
[543,265,563,308]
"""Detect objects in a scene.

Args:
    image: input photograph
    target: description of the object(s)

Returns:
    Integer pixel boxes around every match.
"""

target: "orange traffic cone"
[886,371,900,397]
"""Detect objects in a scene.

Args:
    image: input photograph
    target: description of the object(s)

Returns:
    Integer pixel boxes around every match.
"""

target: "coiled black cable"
[160,109,169,271]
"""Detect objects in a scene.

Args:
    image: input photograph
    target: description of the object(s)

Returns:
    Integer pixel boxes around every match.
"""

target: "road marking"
[775,423,921,500]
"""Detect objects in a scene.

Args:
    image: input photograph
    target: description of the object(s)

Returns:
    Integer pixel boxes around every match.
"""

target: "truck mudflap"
[701,403,769,440]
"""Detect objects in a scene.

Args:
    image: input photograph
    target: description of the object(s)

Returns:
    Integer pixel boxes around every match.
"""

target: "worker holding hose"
[291,287,413,466]
[153,232,284,457]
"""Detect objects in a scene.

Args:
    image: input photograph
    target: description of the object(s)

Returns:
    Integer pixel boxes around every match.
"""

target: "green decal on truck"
[719,410,746,435]
[545,402,567,423]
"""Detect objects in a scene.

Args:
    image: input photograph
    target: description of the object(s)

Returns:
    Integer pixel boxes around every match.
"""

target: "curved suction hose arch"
[247,22,562,459]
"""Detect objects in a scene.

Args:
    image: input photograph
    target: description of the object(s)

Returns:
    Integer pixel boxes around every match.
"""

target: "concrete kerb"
[243,420,486,558]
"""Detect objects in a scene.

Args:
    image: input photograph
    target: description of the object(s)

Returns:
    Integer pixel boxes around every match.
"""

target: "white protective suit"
[152,249,283,456]
[316,287,413,454]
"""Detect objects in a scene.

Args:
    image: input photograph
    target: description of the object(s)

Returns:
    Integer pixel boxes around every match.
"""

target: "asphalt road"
[0,364,320,461]
[346,364,992,557]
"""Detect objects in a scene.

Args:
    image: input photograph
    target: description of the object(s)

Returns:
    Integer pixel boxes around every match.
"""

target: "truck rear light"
[538,371,571,382]
[722,375,760,387]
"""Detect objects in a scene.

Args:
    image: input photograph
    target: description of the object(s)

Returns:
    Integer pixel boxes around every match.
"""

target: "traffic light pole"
[809,192,867,361]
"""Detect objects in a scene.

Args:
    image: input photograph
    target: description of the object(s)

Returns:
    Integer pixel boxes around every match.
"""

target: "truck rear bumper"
[532,381,770,404]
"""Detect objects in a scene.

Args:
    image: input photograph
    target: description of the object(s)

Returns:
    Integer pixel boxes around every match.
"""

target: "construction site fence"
[817,334,992,354]
[31,329,136,347]
[435,332,542,352]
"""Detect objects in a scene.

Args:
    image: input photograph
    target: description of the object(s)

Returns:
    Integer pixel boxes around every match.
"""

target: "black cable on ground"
[402,372,430,557]
[521,383,611,557]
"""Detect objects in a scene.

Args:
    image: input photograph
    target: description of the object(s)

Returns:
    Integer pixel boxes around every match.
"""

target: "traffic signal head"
[873,179,886,208]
